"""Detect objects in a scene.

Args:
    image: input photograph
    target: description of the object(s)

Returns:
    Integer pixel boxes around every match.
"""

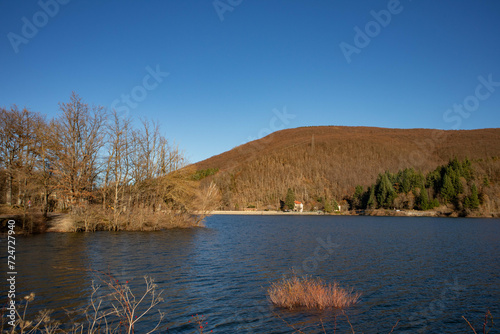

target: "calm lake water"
[2,215,500,333]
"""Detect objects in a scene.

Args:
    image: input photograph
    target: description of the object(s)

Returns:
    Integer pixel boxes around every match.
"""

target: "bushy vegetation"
[268,273,360,310]
[348,158,488,214]
[191,168,219,181]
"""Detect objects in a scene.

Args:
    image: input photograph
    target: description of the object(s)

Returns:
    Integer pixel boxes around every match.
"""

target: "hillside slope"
[194,126,500,212]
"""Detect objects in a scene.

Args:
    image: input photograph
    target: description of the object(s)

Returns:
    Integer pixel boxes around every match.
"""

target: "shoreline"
[2,209,499,235]
[210,210,325,215]
[209,209,500,218]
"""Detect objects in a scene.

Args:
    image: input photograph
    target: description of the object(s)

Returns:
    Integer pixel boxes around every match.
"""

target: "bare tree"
[0,107,45,223]
[0,106,22,206]
[34,119,57,217]
[103,109,133,229]
[51,92,107,214]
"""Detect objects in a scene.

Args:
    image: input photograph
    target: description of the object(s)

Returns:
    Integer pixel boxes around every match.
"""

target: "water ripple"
[1,216,499,333]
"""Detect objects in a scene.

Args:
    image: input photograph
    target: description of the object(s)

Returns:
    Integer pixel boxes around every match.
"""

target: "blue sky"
[1,0,499,163]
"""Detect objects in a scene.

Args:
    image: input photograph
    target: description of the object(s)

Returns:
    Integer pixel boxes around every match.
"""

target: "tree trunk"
[6,172,12,206]
[17,179,22,206]
[43,191,49,218]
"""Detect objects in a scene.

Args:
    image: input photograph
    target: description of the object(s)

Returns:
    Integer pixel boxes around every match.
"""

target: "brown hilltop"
[194,126,500,210]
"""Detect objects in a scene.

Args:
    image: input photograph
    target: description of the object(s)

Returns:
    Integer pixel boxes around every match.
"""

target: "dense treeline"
[348,158,487,214]
[0,93,218,232]
[195,126,500,216]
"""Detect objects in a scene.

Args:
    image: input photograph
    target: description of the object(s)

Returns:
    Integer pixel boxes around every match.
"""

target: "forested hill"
[194,126,500,213]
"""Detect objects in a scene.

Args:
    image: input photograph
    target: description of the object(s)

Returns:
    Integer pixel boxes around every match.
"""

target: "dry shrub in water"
[268,274,360,310]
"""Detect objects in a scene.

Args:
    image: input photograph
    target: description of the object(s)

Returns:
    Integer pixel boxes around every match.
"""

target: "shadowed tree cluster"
[348,158,486,214]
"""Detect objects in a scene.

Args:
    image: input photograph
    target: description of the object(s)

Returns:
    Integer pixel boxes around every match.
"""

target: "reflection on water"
[1,216,499,333]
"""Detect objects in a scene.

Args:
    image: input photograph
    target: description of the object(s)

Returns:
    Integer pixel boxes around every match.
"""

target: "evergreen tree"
[324,199,333,213]
[426,168,441,190]
[376,172,396,208]
[352,185,364,209]
[462,157,473,181]
[465,183,480,210]
[285,188,295,210]
[440,173,455,203]
[430,199,440,209]
[415,172,426,190]
[449,157,462,175]
[417,186,429,210]
[400,168,419,194]
[449,169,464,195]
[366,186,376,209]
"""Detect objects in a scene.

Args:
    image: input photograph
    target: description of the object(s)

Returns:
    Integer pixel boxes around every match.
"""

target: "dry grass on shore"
[268,274,360,310]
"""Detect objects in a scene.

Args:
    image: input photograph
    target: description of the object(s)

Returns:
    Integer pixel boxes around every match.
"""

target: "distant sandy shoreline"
[208,210,430,216]
[210,210,325,215]
[209,210,500,218]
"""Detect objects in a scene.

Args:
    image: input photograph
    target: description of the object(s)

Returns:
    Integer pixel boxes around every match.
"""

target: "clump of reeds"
[268,274,360,310]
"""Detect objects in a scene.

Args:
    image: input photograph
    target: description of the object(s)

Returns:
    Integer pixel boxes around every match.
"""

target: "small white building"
[294,201,304,212]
